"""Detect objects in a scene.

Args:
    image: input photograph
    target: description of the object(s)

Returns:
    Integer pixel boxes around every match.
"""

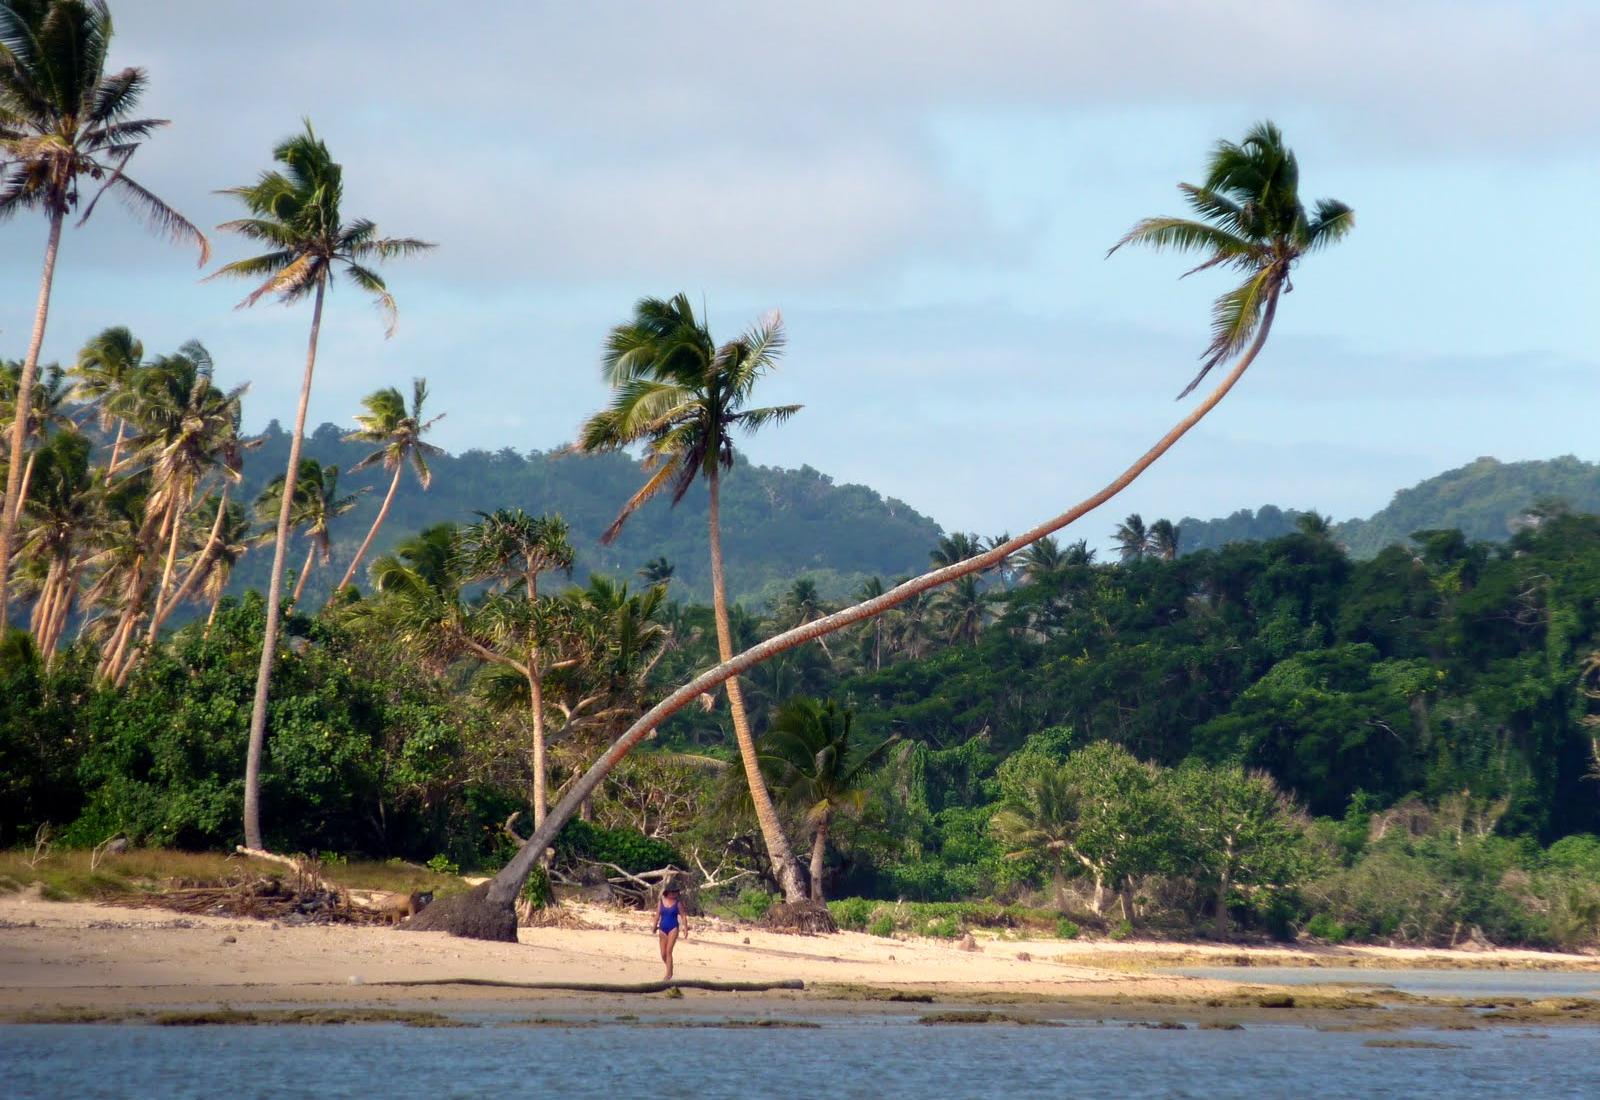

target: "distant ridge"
[1178,456,1600,558]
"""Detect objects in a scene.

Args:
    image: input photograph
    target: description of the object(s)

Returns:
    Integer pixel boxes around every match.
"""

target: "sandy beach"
[5,892,1597,1025]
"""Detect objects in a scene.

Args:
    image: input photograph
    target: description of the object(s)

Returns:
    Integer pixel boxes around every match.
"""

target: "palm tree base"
[399,882,518,942]
[760,899,838,934]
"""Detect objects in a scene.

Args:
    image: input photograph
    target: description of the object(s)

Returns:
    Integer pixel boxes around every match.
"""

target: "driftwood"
[372,977,804,993]
[126,875,380,924]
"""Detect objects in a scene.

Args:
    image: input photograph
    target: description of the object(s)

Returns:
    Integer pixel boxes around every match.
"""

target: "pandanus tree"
[409,122,1353,941]
[212,121,433,851]
[759,697,891,900]
[254,459,361,604]
[454,508,575,827]
[0,0,208,625]
[575,294,811,903]
[332,378,443,598]
[71,326,144,481]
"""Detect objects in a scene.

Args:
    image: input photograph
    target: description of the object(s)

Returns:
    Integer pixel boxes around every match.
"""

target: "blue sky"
[3,1,1596,542]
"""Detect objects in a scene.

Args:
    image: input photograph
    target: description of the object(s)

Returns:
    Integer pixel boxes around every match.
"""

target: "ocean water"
[5,1018,1598,1100]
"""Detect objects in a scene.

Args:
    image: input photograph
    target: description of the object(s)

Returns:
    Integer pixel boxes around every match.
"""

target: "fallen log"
[370,977,804,994]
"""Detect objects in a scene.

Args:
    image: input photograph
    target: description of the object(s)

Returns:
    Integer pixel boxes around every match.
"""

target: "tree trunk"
[291,540,316,604]
[30,557,61,639]
[411,298,1283,939]
[332,462,401,600]
[708,465,808,903]
[526,573,550,831]
[0,207,64,628]
[15,450,38,524]
[809,816,830,901]
[145,488,229,644]
[145,497,187,641]
[205,586,224,632]
[243,280,325,852]
[45,562,82,661]
[1120,882,1136,925]
[1214,869,1232,939]
[105,419,125,486]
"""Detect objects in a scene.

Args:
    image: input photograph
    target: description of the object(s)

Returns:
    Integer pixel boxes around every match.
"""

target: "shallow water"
[1169,966,1600,999]
[5,1019,1598,1100]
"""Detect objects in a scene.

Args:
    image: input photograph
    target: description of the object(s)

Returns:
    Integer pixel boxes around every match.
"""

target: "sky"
[3,0,1597,543]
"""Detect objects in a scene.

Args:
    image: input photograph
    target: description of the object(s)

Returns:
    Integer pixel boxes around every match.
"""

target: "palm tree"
[931,531,983,568]
[16,430,97,658]
[1,359,75,516]
[1018,536,1065,584]
[1064,539,1096,567]
[1113,513,1150,563]
[419,122,1353,941]
[331,378,443,598]
[1295,510,1333,539]
[853,575,886,671]
[71,326,144,482]
[760,697,891,900]
[575,294,810,902]
[454,508,575,827]
[254,459,361,605]
[935,574,989,644]
[1148,518,1181,562]
[991,766,1086,911]
[190,495,251,631]
[638,556,674,588]
[0,0,208,625]
[212,121,433,852]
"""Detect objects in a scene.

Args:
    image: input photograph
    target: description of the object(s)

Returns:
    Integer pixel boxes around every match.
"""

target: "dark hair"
[662,885,680,896]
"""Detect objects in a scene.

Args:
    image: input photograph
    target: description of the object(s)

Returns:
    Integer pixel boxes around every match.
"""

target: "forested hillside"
[1178,455,1600,558]
[231,421,942,605]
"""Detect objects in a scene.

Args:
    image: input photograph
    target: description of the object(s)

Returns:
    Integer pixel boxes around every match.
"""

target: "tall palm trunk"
[205,586,225,632]
[526,573,549,828]
[244,281,326,852]
[45,562,83,661]
[809,816,830,901]
[291,540,316,604]
[707,466,808,902]
[332,462,400,599]
[469,291,1284,931]
[105,420,125,486]
[0,208,65,626]
[15,451,39,522]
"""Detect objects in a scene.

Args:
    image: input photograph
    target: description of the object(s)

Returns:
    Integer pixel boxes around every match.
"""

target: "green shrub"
[829,897,876,932]
[552,819,681,874]
[425,854,459,876]
[1055,918,1080,939]
[521,865,552,909]
[1109,920,1132,941]
[867,914,897,937]
[728,888,775,922]
[1304,912,1349,943]
[923,915,960,939]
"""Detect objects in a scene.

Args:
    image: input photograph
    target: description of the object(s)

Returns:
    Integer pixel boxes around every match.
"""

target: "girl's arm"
[651,904,660,934]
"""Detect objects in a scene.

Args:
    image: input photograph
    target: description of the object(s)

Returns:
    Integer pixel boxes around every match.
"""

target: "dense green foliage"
[1180,455,1600,558]
[237,422,940,606]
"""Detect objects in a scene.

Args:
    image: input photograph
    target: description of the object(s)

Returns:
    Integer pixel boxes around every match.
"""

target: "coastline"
[4,894,1597,1030]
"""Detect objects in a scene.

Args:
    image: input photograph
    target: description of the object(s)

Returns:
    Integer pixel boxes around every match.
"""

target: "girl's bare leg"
[660,928,679,981]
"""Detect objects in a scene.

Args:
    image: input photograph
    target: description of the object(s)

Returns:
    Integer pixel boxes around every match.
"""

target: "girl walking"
[653,885,687,981]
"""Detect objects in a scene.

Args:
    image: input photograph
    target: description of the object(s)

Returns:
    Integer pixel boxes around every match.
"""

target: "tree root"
[760,900,838,934]
[399,883,517,942]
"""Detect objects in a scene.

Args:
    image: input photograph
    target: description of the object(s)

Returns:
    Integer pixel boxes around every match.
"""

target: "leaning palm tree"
[71,326,145,481]
[1,360,75,516]
[212,121,433,850]
[759,697,892,901]
[331,378,443,598]
[254,459,361,605]
[409,122,1353,942]
[575,294,811,903]
[0,0,208,624]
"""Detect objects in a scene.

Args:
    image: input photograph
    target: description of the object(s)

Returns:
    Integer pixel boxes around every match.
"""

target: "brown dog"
[373,890,433,925]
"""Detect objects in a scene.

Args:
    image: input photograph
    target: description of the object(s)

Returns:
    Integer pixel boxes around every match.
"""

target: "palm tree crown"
[1109,120,1353,398]
[345,378,444,486]
[210,121,433,331]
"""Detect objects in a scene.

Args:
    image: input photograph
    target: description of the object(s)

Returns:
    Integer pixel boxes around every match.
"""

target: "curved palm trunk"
[708,466,808,903]
[145,496,188,641]
[331,463,401,600]
[144,489,230,644]
[15,451,39,524]
[205,585,226,632]
[244,281,326,852]
[424,294,1283,936]
[809,816,830,901]
[45,562,83,661]
[0,208,66,627]
[291,541,316,604]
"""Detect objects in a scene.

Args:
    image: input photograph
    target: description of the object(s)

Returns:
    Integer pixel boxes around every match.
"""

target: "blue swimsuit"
[658,900,680,934]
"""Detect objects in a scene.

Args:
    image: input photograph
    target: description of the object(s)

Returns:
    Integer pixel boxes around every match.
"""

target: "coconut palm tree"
[453,508,575,826]
[212,121,433,851]
[0,0,208,625]
[1018,536,1066,584]
[575,294,810,902]
[16,430,97,658]
[186,495,251,632]
[254,459,361,605]
[991,765,1085,911]
[935,574,990,644]
[759,697,891,901]
[71,326,144,482]
[331,378,443,598]
[1,360,75,517]
[415,122,1354,941]
[1113,513,1149,563]
[638,556,674,588]
[931,531,983,568]
[1148,518,1181,562]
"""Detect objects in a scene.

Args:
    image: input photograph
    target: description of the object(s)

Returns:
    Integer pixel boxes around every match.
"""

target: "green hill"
[1178,456,1600,558]
[230,421,942,606]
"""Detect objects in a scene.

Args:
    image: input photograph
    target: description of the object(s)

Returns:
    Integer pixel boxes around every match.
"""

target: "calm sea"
[5,1015,1598,1100]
